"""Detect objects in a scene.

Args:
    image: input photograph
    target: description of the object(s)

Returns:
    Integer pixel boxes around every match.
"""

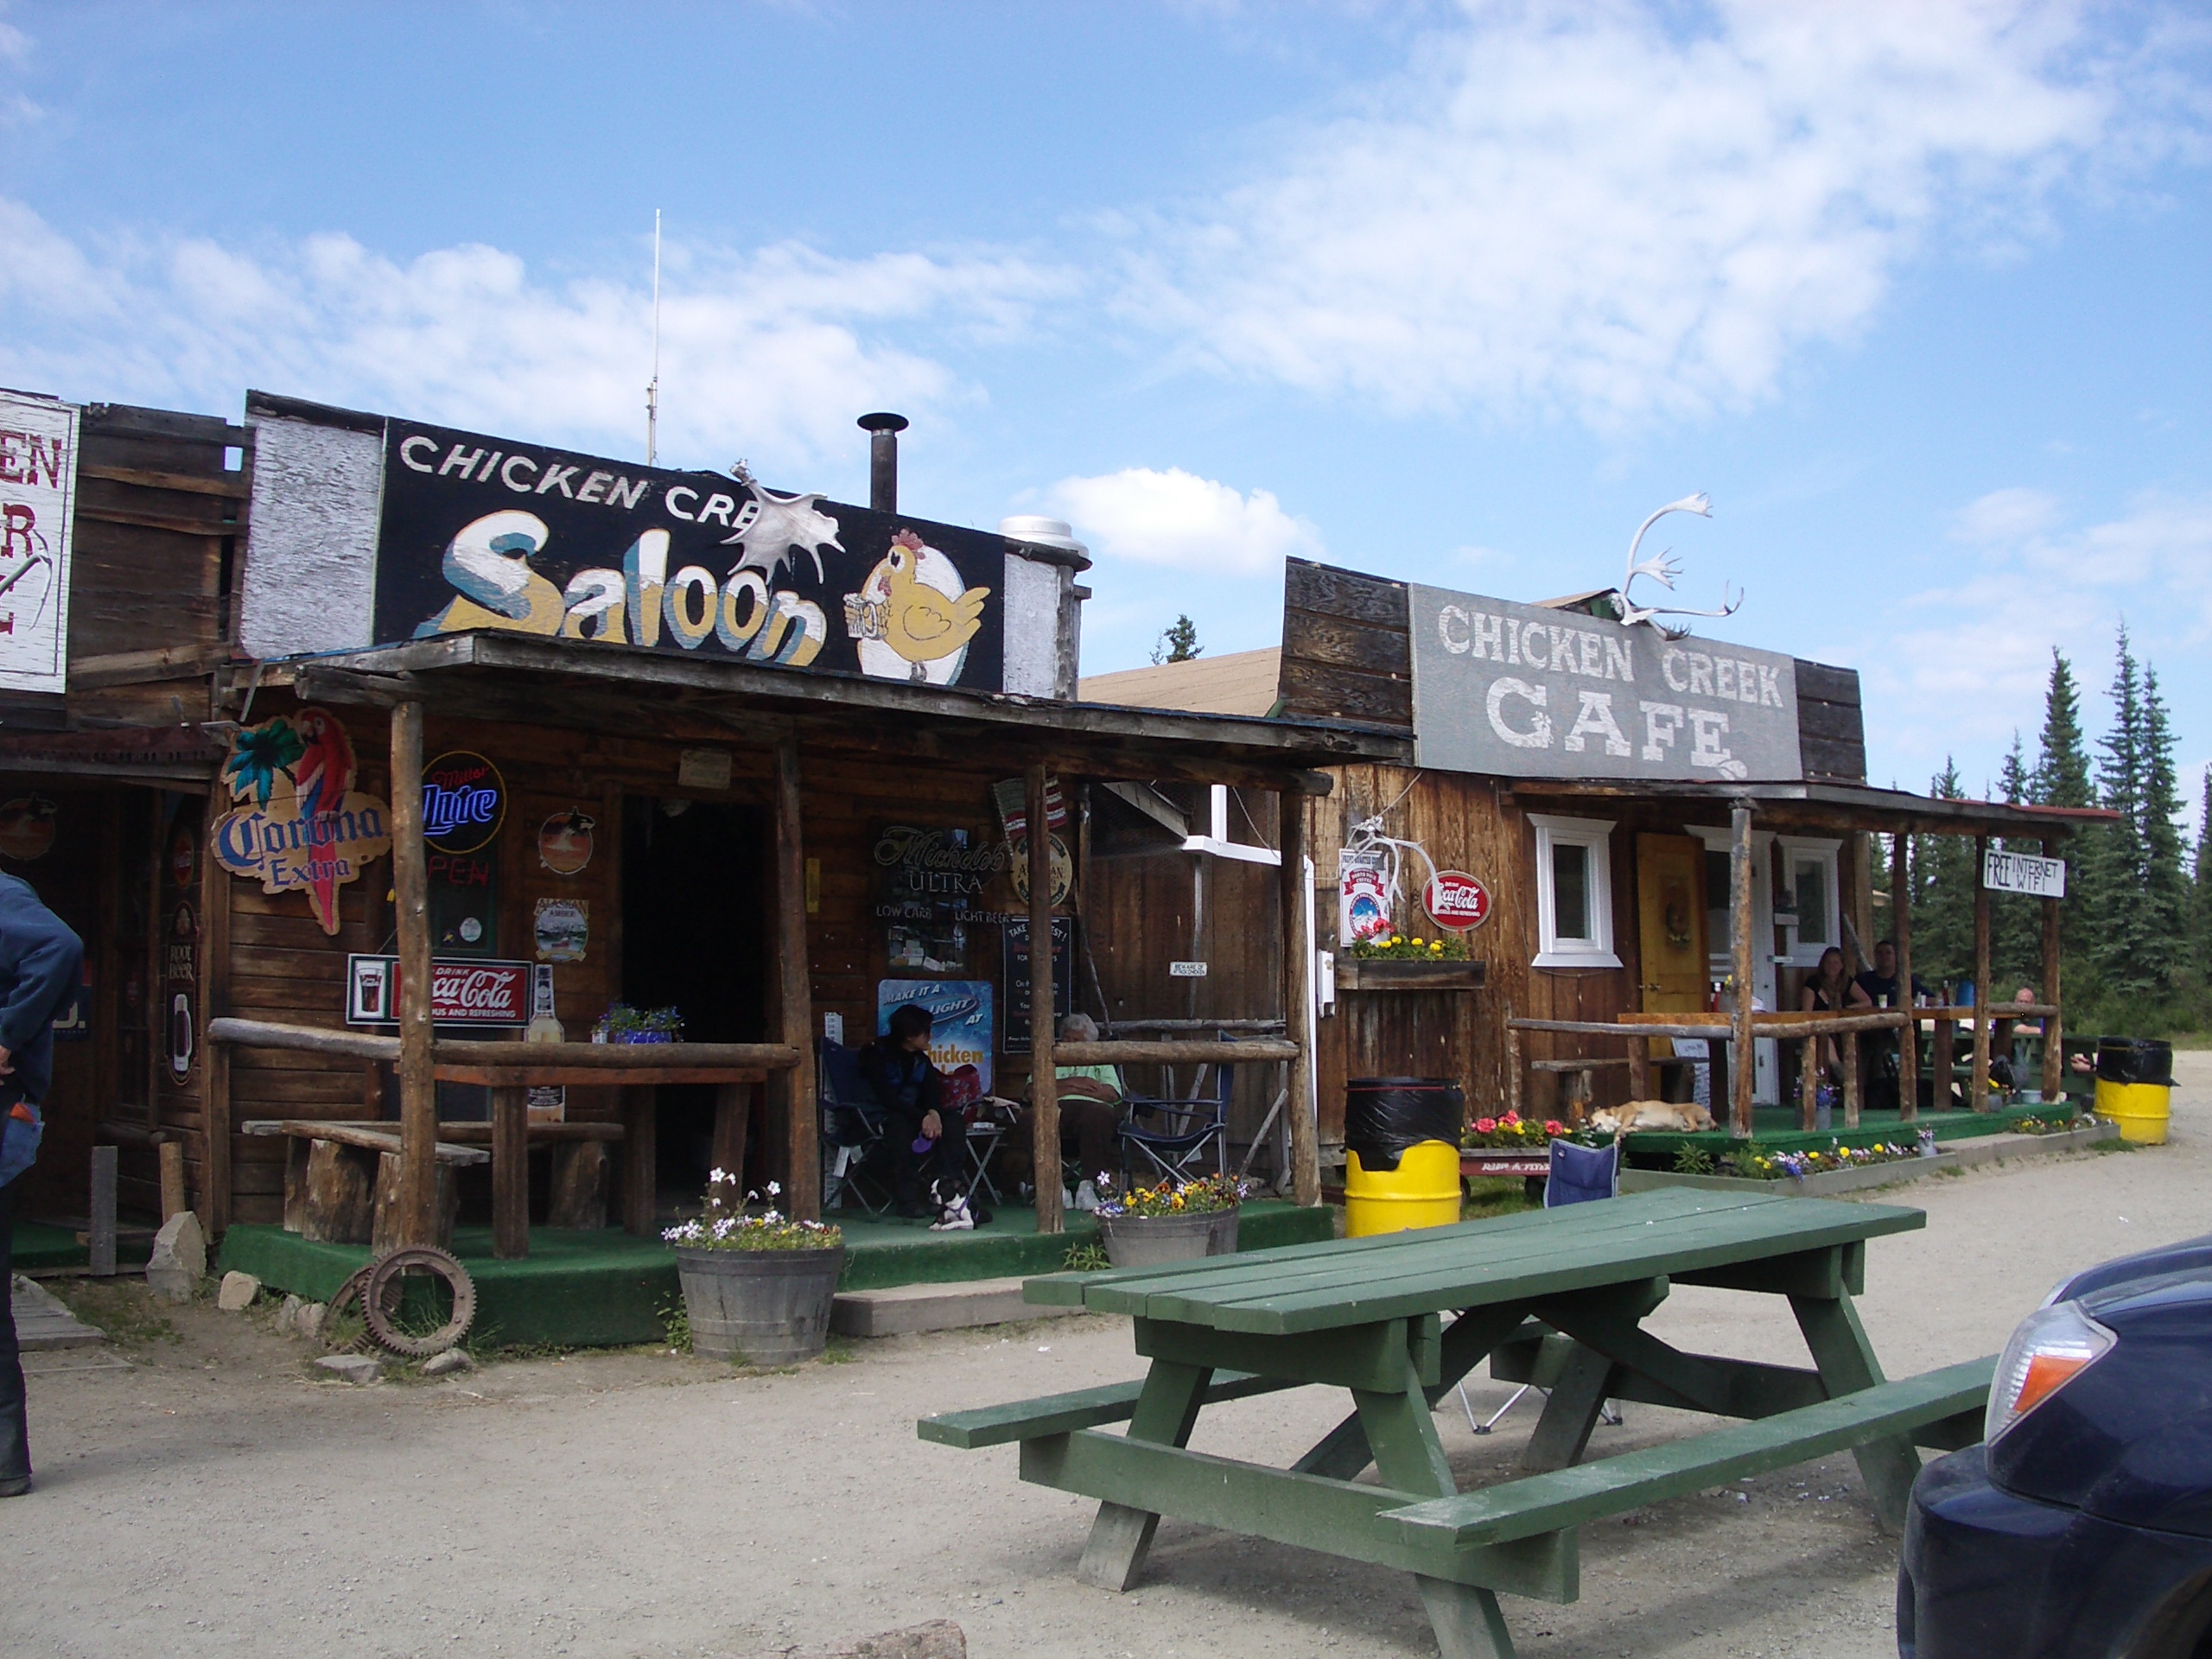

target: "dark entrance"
[620,798,770,1214]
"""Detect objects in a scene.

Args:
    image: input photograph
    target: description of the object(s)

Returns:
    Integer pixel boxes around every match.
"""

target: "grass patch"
[51,1280,182,1348]
[819,1338,859,1365]
[1061,1242,1110,1273]
[1462,1176,1542,1222]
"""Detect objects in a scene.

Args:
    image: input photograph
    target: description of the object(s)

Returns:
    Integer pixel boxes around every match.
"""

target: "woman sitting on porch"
[1799,946,1871,1079]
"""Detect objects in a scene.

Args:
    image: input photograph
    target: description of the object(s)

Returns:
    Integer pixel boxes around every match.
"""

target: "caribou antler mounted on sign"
[1617,493,1742,638]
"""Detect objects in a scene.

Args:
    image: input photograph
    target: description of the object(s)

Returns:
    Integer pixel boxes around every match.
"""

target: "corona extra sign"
[214,708,392,934]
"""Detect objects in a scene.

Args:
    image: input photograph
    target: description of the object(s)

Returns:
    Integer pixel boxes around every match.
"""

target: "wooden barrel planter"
[676,1246,846,1364]
[1096,1208,1238,1268]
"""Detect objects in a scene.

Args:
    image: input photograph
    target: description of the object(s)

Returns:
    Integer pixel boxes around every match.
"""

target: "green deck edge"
[10,1217,155,1272]
[218,1199,1335,1349]
[1621,1101,2076,1165]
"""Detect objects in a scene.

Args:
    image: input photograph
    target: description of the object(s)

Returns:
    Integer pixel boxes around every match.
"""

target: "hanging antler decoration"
[1617,492,1742,638]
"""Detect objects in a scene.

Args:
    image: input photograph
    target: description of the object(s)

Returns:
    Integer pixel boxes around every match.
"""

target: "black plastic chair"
[817,1038,893,1215]
[1117,1043,1234,1186]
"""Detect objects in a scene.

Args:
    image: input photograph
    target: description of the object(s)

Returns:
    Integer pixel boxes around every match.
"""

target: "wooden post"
[623,1084,657,1236]
[158,1138,187,1222]
[1892,828,1917,1122]
[200,789,233,1235]
[491,1084,528,1259]
[712,1081,751,1189]
[1798,1034,1818,1131]
[390,700,438,1248]
[1503,1001,1522,1121]
[773,738,820,1221]
[1971,834,1993,1109]
[88,1145,118,1277]
[1842,1030,1860,1128]
[1027,762,1063,1234]
[1728,801,1756,1137]
[2041,835,2064,1102]
[1626,1035,1649,1103]
[1280,789,1319,1206]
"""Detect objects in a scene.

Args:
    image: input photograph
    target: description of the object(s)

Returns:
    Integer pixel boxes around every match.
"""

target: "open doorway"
[620,798,769,1216]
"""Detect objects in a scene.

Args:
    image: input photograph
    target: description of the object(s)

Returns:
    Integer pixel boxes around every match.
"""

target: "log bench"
[244,1121,487,1253]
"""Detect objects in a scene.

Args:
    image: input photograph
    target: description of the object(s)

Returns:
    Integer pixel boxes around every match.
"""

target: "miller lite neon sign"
[423,750,505,855]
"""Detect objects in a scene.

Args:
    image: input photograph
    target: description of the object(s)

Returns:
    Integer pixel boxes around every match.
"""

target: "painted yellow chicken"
[877,531,988,674]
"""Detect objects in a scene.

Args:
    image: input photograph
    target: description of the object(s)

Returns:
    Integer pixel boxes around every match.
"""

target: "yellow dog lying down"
[1587,1098,1717,1135]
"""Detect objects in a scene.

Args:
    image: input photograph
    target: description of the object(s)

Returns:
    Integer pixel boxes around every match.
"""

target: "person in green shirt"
[1001,1014,1122,1193]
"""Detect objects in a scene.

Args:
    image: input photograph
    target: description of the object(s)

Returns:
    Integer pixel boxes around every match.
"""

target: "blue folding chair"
[817,1038,893,1215]
[1116,1042,1234,1187]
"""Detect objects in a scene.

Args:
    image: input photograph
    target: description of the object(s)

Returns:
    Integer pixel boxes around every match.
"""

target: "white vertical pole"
[646,209,663,466]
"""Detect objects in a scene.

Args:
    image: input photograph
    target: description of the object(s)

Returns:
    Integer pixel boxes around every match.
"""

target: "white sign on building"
[0,391,79,696]
[1983,849,2066,899]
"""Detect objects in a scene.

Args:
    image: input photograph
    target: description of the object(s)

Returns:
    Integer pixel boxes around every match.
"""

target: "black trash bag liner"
[2097,1039,2175,1088]
[1344,1077,1465,1173]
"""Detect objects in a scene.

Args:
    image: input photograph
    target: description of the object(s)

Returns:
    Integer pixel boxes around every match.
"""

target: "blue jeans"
[0,1174,25,1480]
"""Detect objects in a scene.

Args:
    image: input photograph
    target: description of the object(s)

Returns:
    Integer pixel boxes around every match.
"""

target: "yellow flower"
[1411,936,1425,947]
[1430,941,1444,953]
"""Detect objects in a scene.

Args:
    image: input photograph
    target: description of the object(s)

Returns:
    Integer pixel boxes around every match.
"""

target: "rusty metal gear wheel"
[360,1246,477,1358]
[322,1263,377,1348]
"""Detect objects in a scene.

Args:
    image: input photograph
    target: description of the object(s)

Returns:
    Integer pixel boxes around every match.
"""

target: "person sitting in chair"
[999,1013,1123,1198]
[860,1002,986,1224]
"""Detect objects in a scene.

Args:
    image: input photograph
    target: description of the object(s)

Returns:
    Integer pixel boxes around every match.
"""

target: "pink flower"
[1544,1120,1565,1135]
[1474,1117,1497,1135]
[1501,1111,1521,1126]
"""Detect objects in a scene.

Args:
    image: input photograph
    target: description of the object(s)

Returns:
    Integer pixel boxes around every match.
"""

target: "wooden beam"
[1729,802,1756,1138]
[1028,761,1063,1235]
[1281,790,1319,1205]
[773,737,820,1221]
[390,700,438,1248]
[1057,1039,1300,1065]
[624,1084,657,1236]
[492,1084,528,1260]
[200,786,234,1235]
[1892,829,1916,1122]
[2041,835,2063,1103]
[1972,835,1993,1109]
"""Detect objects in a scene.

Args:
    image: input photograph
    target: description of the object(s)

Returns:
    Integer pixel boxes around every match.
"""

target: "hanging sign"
[0,794,57,861]
[1983,849,2065,899]
[537,809,595,874]
[1339,851,1391,944]
[0,391,78,696]
[1423,871,1491,932]
[876,978,993,1095]
[345,955,531,1027]
[214,709,392,934]
[423,751,505,854]
[533,897,589,963]
[1007,833,1073,909]
[1002,917,1075,1052]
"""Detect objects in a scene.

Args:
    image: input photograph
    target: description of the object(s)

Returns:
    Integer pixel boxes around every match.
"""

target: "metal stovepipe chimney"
[857,411,908,512]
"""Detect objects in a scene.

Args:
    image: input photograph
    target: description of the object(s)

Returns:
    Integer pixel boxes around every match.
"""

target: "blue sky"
[2,2,2207,807]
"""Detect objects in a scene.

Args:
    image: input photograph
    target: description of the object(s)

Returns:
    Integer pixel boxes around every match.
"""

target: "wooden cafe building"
[0,383,1406,1332]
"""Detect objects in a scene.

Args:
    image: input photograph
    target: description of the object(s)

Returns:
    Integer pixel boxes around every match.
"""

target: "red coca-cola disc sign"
[1423,871,1491,931]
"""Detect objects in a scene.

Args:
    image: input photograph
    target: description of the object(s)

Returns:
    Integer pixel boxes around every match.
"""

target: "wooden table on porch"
[920,1188,1992,1659]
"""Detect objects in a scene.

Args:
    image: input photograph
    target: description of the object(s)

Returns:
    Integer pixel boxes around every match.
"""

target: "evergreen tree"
[2140,665,2190,972]
[2195,769,2212,983]
[1151,615,1203,665]
[1993,733,2040,988]
[2083,626,2159,1000]
[2031,649,2092,808]
[1914,758,1978,987]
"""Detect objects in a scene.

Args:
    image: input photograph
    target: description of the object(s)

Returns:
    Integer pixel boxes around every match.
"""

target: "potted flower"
[1459,1109,1569,1180]
[1337,933,1484,994]
[663,1172,844,1364]
[594,1003,683,1044]
[1091,1173,1245,1268]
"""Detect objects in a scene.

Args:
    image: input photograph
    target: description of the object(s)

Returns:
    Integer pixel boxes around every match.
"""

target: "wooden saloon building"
[0,385,1406,1270]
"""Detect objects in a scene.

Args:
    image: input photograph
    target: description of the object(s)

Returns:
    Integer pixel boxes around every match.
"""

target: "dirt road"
[9,1056,2205,1659]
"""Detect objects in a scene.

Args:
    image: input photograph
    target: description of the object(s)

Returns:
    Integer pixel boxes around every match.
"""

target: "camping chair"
[1460,1137,1624,1437]
[1116,1041,1235,1188]
[817,1038,893,1215]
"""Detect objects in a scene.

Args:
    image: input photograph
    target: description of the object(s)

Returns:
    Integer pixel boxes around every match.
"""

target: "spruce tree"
[2140,665,2190,976]
[2085,626,2158,1001]
[2031,649,2092,808]
[2195,769,2212,984]
[1915,758,1977,987]
[1993,734,2039,988]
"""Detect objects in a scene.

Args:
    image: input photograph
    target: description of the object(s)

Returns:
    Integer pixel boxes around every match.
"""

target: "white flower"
[766,1181,782,1197]
[708,1167,728,1185]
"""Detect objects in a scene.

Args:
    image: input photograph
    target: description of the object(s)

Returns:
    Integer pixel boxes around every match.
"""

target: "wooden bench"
[245,1121,487,1253]
[428,1121,626,1232]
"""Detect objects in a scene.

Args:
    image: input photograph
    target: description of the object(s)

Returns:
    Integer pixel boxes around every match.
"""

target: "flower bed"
[1701,1141,1921,1181]
[2016,1111,2105,1136]
[1346,932,1471,961]
[1093,1172,1244,1218]
[663,1174,842,1251]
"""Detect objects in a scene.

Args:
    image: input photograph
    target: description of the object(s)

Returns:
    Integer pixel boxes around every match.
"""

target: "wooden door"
[1636,835,1707,1014]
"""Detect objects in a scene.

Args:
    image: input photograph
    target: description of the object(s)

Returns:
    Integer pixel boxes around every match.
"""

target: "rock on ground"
[216,1271,260,1312]
[277,1294,303,1332]
[143,1211,206,1304]
[296,1301,326,1341]
[423,1349,474,1376]
[312,1354,381,1385]
[779,1622,964,1659]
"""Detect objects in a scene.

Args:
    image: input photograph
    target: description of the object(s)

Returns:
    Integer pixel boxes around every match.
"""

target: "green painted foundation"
[9,1216,154,1272]
[217,1199,1334,1351]
[1621,1101,2078,1166]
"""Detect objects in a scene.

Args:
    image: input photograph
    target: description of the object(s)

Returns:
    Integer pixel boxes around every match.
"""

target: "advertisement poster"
[0,391,79,696]
[346,955,531,1027]
[373,417,1007,690]
[1001,916,1074,1052]
[1339,851,1391,944]
[876,978,992,1096]
[214,709,392,934]
[533,898,588,962]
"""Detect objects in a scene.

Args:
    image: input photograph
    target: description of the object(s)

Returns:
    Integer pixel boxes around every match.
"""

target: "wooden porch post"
[390,700,437,1248]
[1892,827,1917,1122]
[1280,789,1319,1206]
[2041,834,2064,1102]
[1728,801,1756,1138]
[1971,835,1993,1109]
[1027,762,1063,1235]
[774,738,820,1222]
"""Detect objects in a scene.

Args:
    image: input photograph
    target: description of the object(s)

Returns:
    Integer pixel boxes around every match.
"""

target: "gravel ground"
[7,1052,2205,1659]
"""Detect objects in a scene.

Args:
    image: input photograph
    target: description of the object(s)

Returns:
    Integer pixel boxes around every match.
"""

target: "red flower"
[1544,1120,1565,1135]
[1501,1111,1521,1125]
[1474,1117,1497,1135]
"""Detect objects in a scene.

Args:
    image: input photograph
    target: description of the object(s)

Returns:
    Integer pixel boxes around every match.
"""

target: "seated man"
[999,1013,1123,1196]
[1854,938,1932,1113]
[859,1002,986,1224]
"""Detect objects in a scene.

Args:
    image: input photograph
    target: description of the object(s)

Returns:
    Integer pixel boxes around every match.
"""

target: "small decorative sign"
[169,823,198,889]
[537,809,595,874]
[1169,961,1209,978]
[1983,849,2065,899]
[533,897,589,963]
[0,794,57,861]
[423,751,505,855]
[1339,851,1391,944]
[1002,917,1075,1052]
[1423,870,1492,932]
[677,747,733,791]
[1007,832,1073,908]
[346,955,531,1027]
[215,709,392,934]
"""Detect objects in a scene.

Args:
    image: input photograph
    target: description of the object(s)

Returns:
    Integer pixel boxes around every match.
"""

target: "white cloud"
[1125,1,2202,425]
[1046,467,1324,574]
[0,199,1065,478]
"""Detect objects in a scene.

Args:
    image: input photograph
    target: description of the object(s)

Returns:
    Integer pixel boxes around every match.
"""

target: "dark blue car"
[1899,1235,2212,1658]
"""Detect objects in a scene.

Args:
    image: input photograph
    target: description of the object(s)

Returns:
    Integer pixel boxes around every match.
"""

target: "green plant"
[1346,931,1471,961]
[54,1281,181,1349]
[594,1002,684,1041]
[1062,1241,1110,1272]
[1093,1172,1245,1218]
[659,1297,693,1354]
[1672,1145,1717,1175]
[663,1174,842,1251]
[1462,1110,1567,1150]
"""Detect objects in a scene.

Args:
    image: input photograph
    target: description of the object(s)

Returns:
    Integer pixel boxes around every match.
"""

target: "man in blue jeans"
[0,871,86,1499]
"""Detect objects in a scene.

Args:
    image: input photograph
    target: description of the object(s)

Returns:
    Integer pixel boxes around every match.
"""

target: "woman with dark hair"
[860,1002,983,1223]
[1799,945,1870,1081]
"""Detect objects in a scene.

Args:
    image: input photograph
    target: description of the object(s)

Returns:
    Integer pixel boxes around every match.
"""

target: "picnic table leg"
[1075,1359,1212,1592]
[1294,1305,1533,1481]
[1789,1293,1920,1534]
[1355,1368,1516,1659]
[1521,1344,1622,1473]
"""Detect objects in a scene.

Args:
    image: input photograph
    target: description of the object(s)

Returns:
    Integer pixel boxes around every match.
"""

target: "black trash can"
[1343,1077,1465,1238]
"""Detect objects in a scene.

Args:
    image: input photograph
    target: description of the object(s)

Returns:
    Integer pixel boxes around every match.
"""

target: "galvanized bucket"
[675,1245,846,1364]
[1096,1208,1238,1269]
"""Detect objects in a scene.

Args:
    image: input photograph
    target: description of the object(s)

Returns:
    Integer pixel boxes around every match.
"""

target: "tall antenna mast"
[645,208,662,466]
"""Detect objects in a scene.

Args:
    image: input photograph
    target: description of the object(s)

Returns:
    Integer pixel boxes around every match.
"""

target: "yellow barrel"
[2096,1077,2171,1145]
[1344,1140,1464,1237]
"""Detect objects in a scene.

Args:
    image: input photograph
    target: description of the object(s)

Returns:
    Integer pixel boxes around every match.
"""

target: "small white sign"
[1169,960,1209,979]
[1983,849,2066,899]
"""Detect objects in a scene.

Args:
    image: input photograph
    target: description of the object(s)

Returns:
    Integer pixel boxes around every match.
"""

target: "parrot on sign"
[289,709,356,931]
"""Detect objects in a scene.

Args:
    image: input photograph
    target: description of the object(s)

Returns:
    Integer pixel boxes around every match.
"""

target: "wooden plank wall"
[1277,560,1414,728]
[1794,660,1866,783]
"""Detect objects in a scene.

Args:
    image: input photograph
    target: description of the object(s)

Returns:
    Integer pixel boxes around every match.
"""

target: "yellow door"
[1637,835,1708,1014]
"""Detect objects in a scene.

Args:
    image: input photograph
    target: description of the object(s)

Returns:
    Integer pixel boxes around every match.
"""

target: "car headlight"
[1986,1300,2116,1444]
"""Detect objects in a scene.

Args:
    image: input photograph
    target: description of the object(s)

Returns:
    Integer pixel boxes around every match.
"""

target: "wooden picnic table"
[920,1188,1992,1659]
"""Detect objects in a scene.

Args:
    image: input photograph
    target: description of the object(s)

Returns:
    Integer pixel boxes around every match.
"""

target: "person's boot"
[0,1475,28,1497]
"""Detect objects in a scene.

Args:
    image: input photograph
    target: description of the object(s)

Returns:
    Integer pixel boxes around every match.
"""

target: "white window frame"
[1530,814,1620,969]
[1777,836,1843,968]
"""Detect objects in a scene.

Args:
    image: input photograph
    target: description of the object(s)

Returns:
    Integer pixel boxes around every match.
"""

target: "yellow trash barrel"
[1342,1077,1465,1238]
[1344,1141,1464,1236]
[2094,1039,2174,1145]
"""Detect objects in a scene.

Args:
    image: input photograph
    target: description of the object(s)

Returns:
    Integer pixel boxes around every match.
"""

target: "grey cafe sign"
[1407,584,1802,783]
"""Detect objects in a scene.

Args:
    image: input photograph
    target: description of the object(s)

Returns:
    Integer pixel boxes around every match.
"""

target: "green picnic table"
[920,1187,1994,1659]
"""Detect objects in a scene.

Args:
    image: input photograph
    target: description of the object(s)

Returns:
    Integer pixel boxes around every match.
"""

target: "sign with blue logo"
[422,750,505,855]
[877,978,993,1096]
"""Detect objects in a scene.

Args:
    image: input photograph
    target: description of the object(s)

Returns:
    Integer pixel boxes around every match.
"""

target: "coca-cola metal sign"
[1422,870,1492,932]
[346,954,530,1027]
